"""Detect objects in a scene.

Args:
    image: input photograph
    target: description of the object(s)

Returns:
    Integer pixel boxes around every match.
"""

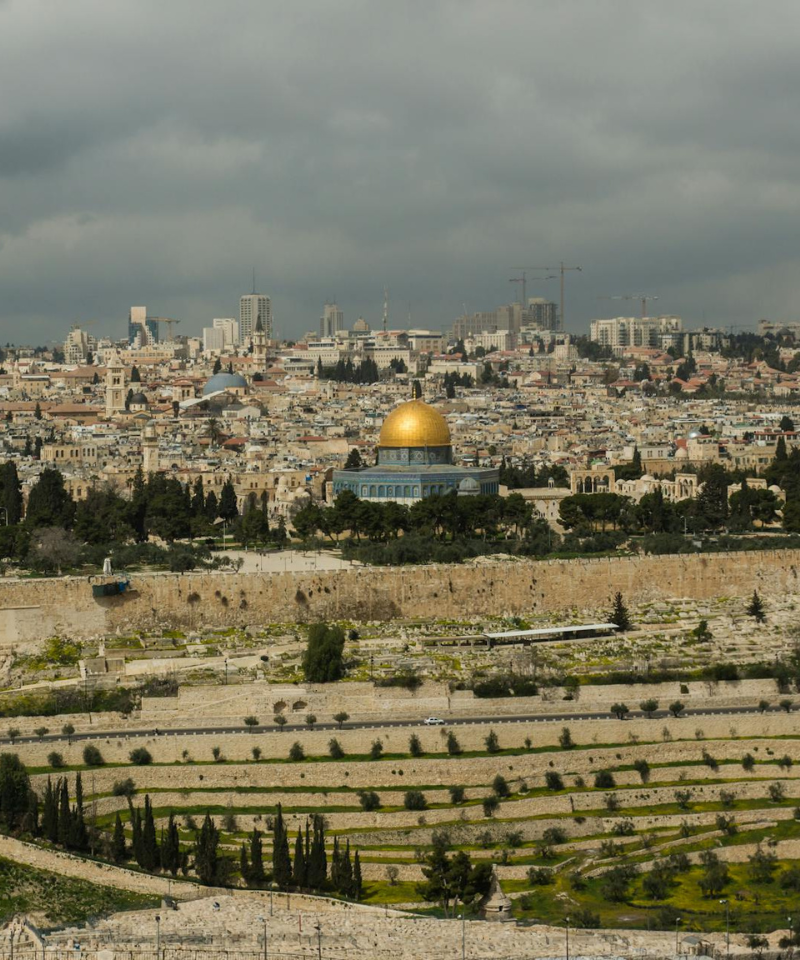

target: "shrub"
[493,774,510,798]
[112,778,135,798]
[7,729,19,741]
[759,699,770,713]
[545,771,564,791]
[742,753,756,771]
[669,701,685,717]
[305,714,317,727]
[527,866,554,885]
[594,769,616,789]
[779,755,794,770]
[449,785,466,804]
[129,747,152,766]
[47,751,64,768]
[358,790,381,811]
[611,703,629,720]
[251,746,262,761]
[484,730,500,754]
[212,746,223,762]
[715,814,737,836]
[780,699,794,713]
[558,727,575,749]
[289,741,305,762]
[370,739,384,760]
[274,715,287,729]
[61,723,75,740]
[604,792,620,811]
[34,726,49,738]
[768,782,786,802]
[674,789,693,810]
[404,790,427,811]
[719,789,736,808]
[701,750,718,771]
[612,818,635,836]
[482,796,499,818]
[82,745,104,766]
[633,759,650,782]
[446,731,462,756]
[408,734,423,757]
[640,698,659,717]
[505,830,523,848]
[243,715,259,729]
[328,738,345,759]
[334,711,349,727]
[542,826,567,845]
[571,907,601,929]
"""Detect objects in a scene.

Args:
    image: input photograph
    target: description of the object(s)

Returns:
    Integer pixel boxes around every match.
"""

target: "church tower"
[252,315,267,370]
[105,352,126,417]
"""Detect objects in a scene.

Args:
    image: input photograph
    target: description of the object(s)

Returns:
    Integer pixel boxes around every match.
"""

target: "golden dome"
[379,398,451,448]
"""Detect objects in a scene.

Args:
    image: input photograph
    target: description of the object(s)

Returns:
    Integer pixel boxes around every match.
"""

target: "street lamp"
[788,916,793,946]
[459,912,466,960]
[315,923,322,960]
[270,881,277,917]
[257,915,267,960]
[675,917,682,955]
[564,915,570,960]
[720,899,729,956]
[155,914,161,960]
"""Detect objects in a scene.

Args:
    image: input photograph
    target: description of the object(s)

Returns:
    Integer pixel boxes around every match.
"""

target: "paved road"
[1,703,779,746]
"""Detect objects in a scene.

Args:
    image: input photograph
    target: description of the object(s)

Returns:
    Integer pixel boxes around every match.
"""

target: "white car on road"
[424,717,445,725]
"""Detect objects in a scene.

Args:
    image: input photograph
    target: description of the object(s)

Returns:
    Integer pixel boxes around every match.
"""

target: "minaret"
[105,352,126,417]
[142,421,159,474]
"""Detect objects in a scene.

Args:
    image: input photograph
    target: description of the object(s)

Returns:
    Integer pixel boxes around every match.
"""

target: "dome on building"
[379,399,451,449]
[129,392,148,406]
[458,476,480,496]
[202,372,248,396]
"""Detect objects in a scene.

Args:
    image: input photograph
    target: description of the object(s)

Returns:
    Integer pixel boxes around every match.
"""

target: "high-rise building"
[64,327,90,365]
[320,302,344,338]
[128,307,158,346]
[240,294,271,342]
[202,327,225,353]
[525,298,559,331]
[212,317,240,348]
[589,316,683,351]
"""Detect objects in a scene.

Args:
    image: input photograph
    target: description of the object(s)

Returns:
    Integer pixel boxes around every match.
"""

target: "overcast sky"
[2,0,800,344]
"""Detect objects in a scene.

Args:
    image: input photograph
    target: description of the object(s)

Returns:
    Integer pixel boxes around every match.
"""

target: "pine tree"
[610,592,632,632]
[747,590,766,623]
[218,477,239,521]
[249,827,265,885]
[272,804,292,890]
[42,777,58,843]
[112,812,126,863]
[292,828,307,889]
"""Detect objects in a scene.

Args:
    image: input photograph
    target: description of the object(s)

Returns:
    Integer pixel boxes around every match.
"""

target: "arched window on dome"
[413,486,420,497]
[378,485,385,497]
[369,485,376,497]
[404,485,410,497]
[361,485,367,496]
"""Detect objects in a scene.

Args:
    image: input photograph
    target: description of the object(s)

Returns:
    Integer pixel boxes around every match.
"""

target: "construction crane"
[509,269,556,308]
[147,317,181,341]
[597,295,659,319]
[530,262,582,330]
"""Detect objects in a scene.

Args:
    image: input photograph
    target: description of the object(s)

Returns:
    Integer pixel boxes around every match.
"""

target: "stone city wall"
[0,549,798,646]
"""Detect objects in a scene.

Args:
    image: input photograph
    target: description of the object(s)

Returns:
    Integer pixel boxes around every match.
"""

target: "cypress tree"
[42,778,58,843]
[195,813,219,885]
[272,804,292,890]
[69,773,87,851]
[307,815,326,889]
[249,827,265,885]
[129,800,144,868]
[142,795,159,871]
[162,813,180,876]
[112,812,126,863]
[57,778,70,847]
[330,836,341,891]
[292,828,306,889]
[352,850,363,901]
[341,840,353,897]
[240,843,251,885]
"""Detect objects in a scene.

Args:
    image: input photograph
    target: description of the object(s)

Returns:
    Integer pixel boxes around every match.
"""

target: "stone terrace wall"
[0,549,798,646]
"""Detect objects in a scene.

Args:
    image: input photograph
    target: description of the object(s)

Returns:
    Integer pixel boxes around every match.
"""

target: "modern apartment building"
[240,294,271,342]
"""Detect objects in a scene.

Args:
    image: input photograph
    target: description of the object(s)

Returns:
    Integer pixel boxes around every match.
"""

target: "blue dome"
[202,372,248,396]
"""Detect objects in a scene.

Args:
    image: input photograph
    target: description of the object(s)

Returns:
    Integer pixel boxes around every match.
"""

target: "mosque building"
[332,385,499,504]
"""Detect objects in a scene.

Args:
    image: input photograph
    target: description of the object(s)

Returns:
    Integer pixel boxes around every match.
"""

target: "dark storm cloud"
[2,0,800,341]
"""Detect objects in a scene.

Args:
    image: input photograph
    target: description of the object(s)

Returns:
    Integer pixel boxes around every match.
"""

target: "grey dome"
[202,372,248,396]
[129,392,148,405]
[458,476,480,496]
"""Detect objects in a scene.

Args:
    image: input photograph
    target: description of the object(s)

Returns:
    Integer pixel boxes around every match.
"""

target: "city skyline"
[2,1,800,341]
